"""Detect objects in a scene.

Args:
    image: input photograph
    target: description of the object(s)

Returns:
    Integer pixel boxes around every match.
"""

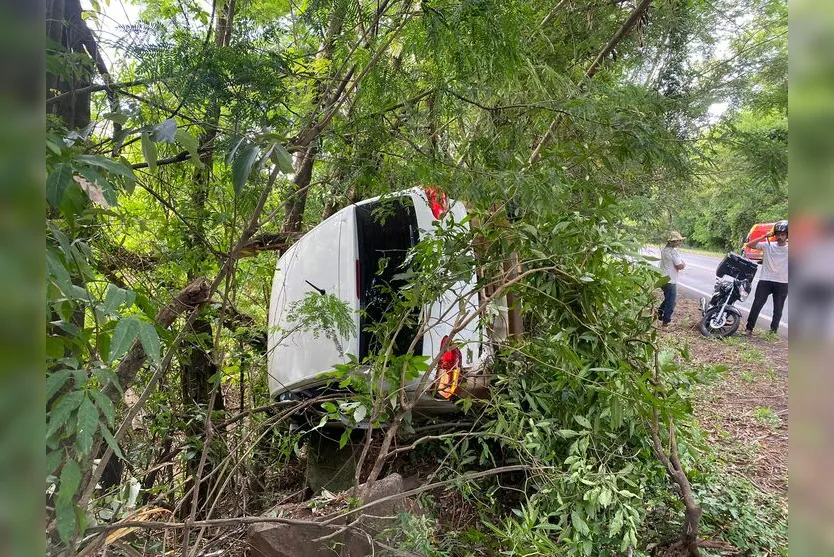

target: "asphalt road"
[643,247,789,335]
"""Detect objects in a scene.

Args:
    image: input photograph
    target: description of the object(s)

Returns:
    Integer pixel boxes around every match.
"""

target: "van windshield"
[356,197,422,360]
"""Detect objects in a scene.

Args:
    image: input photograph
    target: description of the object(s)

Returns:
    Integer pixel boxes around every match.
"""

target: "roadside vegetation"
[676,246,728,260]
[45,0,786,555]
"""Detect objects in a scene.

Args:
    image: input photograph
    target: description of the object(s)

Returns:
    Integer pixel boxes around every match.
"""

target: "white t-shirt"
[660,246,684,284]
[759,241,788,283]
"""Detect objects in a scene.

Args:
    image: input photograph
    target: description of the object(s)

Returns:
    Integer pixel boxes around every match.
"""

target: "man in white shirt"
[658,231,686,327]
[744,220,788,336]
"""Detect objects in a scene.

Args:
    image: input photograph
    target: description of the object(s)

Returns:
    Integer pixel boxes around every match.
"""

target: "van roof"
[749,222,776,233]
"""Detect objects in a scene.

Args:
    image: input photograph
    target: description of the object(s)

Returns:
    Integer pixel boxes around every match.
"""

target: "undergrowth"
[379,339,787,556]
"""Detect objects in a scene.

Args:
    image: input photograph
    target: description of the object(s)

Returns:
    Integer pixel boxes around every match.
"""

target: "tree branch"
[238,231,302,257]
[529,0,654,165]
[584,0,653,80]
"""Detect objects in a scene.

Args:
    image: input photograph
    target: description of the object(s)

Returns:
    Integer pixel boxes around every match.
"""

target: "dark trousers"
[658,283,677,324]
[746,280,788,333]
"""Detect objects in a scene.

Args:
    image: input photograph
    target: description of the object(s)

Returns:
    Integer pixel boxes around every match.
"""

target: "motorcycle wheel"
[699,308,741,338]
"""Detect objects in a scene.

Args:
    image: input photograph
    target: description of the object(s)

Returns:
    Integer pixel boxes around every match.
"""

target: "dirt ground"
[660,297,788,496]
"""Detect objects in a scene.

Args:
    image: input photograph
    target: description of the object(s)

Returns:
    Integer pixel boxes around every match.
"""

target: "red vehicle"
[741,222,776,264]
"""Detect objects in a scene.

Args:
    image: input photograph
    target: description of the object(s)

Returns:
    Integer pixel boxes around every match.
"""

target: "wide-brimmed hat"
[668,231,686,242]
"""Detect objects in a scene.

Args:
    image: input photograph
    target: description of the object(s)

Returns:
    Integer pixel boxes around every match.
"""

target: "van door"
[268,215,344,395]
[408,190,483,375]
[355,197,422,360]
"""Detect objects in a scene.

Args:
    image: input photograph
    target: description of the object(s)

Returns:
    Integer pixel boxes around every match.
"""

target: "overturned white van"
[267,187,493,409]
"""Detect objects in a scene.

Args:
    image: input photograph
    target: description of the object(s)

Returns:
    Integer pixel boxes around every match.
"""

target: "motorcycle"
[699,277,751,337]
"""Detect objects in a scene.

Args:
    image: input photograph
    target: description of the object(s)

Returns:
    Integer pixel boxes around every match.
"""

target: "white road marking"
[682,261,718,272]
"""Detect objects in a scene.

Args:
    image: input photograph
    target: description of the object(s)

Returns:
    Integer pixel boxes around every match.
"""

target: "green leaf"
[100,425,124,459]
[46,136,63,156]
[76,505,88,537]
[598,487,613,508]
[232,142,260,196]
[339,428,351,449]
[90,389,115,428]
[226,136,246,165]
[141,132,157,174]
[611,398,623,429]
[75,397,99,455]
[109,316,141,362]
[112,128,130,155]
[608,510,624,537]
[57,460,81,505]
[137,321,162,363]
[558,429,579,438]
[46,370,72,402]
[175,128,200,163]
[574,415,592,430]
[45,335,65,360]
[55,500,77,543]
[271,143,295,174]
[47,164,74,208]
[46,250,73,295]
[571,510,590,536]
[102,284,127,315]
[47,221,72,257]
[353,404,367,423]
[46,450,63,477]
[76,154,136,183]
[47,391,84,439]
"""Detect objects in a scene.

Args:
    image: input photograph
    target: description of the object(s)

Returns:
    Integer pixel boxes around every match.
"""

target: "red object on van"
[435,335,461,400]
[741,222,775,264]
[423,186,448,220]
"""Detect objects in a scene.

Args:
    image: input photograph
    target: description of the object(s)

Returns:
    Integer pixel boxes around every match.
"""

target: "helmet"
[773,220,788,236]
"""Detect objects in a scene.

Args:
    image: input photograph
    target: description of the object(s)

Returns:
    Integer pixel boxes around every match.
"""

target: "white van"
[267,187,493,410]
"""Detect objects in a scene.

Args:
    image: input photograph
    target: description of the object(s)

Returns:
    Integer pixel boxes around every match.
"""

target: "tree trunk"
[282,142,318,234]
[682,505,703,555]
[281,5,346,232]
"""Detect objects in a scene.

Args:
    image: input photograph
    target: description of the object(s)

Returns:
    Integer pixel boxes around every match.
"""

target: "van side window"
[356,198,422,360]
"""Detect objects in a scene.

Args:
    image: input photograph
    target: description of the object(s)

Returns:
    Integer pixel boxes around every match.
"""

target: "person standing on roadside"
[658,231,687,327]
[744,220,788,336]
